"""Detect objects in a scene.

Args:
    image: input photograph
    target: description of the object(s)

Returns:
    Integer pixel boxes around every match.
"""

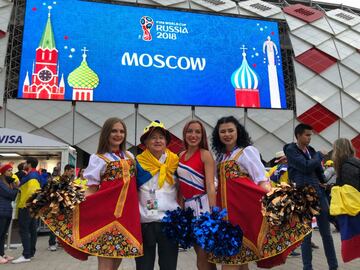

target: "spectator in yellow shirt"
[74,168,87,189]
[12,157,41,264]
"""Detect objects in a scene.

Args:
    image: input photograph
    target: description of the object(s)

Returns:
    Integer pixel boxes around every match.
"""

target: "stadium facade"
[0,0,360,162]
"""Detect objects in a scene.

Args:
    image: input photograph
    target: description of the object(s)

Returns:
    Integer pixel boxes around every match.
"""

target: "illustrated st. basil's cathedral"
[231,38,282,109]
[22,9,99,101]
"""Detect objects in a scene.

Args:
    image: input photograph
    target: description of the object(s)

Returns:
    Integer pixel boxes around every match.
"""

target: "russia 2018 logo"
[140,16,154,41]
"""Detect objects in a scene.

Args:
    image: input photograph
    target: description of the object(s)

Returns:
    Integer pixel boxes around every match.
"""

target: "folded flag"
[330,185,360,262]
[136,148,179,188]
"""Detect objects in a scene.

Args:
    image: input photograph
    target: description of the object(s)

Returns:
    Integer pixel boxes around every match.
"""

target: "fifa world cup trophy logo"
[140,16,154,41]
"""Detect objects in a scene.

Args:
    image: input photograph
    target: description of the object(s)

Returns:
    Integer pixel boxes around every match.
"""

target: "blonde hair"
[332,138,355,177]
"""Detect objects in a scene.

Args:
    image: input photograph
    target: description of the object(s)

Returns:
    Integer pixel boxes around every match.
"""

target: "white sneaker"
[12,256,31,264]
[48,245,57,251]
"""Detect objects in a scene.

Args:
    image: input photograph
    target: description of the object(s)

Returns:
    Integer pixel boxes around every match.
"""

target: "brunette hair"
[64,164,75,172]
[25,157,38,169]
[211,116,252,156]
[97,117,127,154]
[182,120,209,150]
[77,168,84,178]
[294,123,313,139]
[332,138,355,177]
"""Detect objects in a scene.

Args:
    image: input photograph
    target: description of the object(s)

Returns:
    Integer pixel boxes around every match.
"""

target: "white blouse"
[137,152,179,223]
[218,146,268,185]
[84,151,134,186]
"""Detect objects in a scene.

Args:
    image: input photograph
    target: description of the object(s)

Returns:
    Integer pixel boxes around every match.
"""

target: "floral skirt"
[211,174,311,267]
[42,179,143,260]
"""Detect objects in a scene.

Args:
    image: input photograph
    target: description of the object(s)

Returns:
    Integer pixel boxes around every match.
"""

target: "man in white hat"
[267,151,288,185]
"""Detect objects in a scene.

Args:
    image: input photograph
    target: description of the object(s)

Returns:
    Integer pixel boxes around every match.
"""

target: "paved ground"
[2,227,360,269]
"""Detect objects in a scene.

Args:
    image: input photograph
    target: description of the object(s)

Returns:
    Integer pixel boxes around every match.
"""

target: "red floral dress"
[42,153,143,260]
[209,149,311,267]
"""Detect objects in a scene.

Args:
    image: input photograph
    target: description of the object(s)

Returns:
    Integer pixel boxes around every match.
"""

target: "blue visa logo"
[0,135,23,144]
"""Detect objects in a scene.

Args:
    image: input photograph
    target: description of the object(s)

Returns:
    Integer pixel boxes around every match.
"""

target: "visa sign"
[0,135,23,144]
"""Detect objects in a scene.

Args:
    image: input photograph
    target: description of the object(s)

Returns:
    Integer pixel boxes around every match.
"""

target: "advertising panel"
[18,0,287,108]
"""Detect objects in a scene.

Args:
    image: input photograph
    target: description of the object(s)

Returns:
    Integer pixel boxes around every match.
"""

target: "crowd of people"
[0,158,81,264]
[0,117,359,270]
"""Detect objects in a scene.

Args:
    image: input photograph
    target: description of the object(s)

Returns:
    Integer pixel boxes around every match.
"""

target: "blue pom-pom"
[192,207,243,256]
[161,207,195,249]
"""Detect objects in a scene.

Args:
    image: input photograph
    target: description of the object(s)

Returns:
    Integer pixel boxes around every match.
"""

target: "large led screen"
[18,0,287,108]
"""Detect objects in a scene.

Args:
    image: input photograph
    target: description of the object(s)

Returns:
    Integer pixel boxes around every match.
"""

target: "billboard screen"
[18,0,287,108]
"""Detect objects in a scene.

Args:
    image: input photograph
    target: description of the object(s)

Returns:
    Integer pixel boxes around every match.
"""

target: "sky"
[314,0,360,9]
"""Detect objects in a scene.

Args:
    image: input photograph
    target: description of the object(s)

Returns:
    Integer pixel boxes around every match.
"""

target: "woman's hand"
[259,180,272,193]
[85,185,98,197]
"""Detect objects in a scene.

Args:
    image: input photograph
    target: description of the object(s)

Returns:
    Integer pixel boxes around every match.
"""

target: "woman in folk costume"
[43,117,143,270]
[135,120,180,270]
[209,116,310,269]
[330,138,360,263]
[177,120,217,270]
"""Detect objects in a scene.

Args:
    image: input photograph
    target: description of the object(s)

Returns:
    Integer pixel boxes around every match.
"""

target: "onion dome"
[231,46,259,89]
[68,49,99,89]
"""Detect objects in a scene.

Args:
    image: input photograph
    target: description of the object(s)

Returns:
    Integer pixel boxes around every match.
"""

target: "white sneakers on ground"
[48,245,57,251]
[12,255,31,264]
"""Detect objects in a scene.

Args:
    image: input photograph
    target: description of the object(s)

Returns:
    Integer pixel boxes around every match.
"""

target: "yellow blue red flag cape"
[136,149,179,188]
[267,164,288,186]
[330,185,360,262]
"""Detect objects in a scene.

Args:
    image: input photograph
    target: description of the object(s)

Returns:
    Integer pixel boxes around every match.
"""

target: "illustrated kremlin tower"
[231,46,260,108]
[22,10,65,99]
[67,47,99,101]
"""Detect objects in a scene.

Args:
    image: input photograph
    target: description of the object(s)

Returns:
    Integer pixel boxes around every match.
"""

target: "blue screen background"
[18,0,287,108]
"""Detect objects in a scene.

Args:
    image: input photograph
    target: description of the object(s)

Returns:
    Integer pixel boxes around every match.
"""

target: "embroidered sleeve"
[238,146,267,184]
[84,154,106,186]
